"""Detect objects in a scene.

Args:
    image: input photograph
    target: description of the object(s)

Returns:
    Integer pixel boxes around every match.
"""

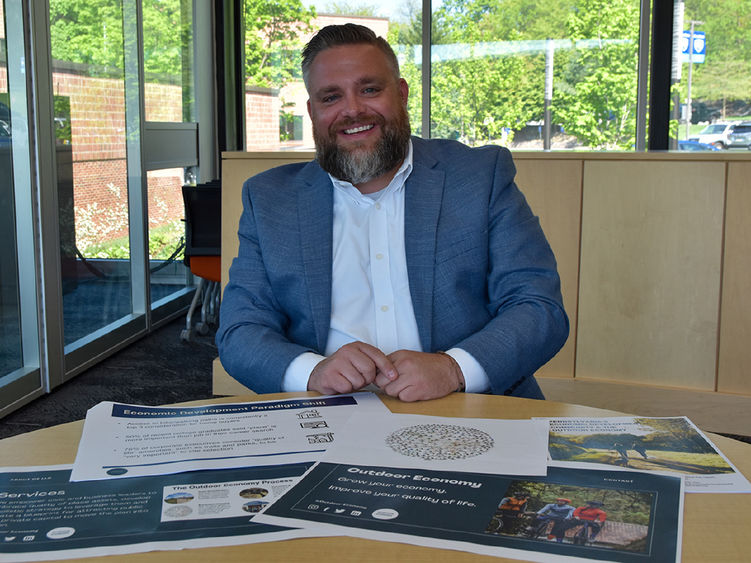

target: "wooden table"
[2,392,749,562]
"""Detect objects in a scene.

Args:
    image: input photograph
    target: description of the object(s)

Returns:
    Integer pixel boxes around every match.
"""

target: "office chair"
[180,180,221,342]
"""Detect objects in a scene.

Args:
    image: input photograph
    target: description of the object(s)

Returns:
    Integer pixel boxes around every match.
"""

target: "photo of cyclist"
[532,497,574,542]
[572,500,607,545]
[496,492,529,534]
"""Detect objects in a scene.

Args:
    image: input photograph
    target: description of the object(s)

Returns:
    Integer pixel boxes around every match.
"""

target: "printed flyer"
[540,416,751,493]
[254,412,684,562]
[0,462,314,562]
[71,392,389,481]
[316,412,550,476]
[256,464,683,563]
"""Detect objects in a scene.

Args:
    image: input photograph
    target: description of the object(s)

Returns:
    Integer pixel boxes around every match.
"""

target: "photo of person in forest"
[547,417,734,474]
[485,480,653,552]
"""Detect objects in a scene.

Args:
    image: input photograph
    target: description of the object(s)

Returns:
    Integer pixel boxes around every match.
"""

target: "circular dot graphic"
[385,424,494,460]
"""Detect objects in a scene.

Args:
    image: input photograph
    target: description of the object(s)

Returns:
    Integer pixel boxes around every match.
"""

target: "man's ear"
[399,78,409,106]
[306,99,312,119]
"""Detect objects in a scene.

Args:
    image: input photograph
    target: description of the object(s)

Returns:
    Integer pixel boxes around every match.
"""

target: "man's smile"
[343,124,375,135]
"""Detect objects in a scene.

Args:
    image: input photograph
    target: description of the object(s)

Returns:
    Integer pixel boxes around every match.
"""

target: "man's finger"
[352,342,398,381]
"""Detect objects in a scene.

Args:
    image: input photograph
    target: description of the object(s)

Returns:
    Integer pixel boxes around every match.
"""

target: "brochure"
[539,416,751,493]
[0,462,315,562]
[70,392,389,481]
[254,412,683,562]
[256,463,683,563]
[318,412,550,476]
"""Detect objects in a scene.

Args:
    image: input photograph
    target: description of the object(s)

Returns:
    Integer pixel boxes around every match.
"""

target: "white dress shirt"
[282,141,490,393]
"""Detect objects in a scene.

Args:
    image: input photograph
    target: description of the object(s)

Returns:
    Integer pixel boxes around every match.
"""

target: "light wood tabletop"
[2,392,749,562]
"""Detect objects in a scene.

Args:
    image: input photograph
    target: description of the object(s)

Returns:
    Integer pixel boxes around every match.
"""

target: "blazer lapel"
[297,164,333,352]
[405,151,444,353]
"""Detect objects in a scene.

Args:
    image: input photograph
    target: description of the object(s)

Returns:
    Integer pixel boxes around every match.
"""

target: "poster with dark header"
[256,463,683,563]
[0,462,313,562]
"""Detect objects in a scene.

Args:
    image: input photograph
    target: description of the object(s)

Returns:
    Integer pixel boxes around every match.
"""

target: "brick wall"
[50,67,184,241]
[245,86,281,150]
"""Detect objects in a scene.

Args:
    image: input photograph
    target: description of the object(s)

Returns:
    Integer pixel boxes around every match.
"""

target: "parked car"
[725,122,751,149]
[688,121,751,149]
[677,140,719,151]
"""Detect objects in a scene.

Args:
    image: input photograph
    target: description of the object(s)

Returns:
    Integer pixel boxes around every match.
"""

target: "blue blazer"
[217,137,569,397]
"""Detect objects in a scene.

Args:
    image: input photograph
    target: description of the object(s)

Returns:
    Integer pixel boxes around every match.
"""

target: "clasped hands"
[307,341,465,402]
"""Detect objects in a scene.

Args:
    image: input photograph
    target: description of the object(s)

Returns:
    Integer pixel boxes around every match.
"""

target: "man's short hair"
[301,23,400,89]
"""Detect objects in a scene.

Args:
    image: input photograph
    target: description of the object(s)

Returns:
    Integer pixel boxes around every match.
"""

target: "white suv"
[726,122,751,149]
[689,122,750,149]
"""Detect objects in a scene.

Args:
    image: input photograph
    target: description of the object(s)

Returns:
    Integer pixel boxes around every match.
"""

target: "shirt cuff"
[445,348,490,394]
[282,352,325,392]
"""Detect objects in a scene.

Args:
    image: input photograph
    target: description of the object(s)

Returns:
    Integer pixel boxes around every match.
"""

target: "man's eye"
[322,95,339,104]
[363,87,379,95]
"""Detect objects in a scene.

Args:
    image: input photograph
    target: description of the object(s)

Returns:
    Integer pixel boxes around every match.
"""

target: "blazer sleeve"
[451,147,569,395]
[215,176,316,393]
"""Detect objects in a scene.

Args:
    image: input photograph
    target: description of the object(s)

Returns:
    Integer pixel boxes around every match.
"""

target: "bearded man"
[217,24,568,401]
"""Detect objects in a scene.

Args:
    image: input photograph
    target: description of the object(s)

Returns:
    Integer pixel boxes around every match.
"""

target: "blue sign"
[681,30,706,63]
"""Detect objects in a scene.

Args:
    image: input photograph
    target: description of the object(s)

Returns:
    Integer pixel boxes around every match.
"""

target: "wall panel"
[515,159,582,379]
[718,161,751,394]
[576,160,725,389]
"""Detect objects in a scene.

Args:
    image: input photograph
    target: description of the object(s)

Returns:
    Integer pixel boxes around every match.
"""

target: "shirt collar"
[329,139,413,201]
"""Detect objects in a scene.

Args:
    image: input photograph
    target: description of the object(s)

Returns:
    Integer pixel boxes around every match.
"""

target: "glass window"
[677,0,751,149]
[143,0,194,308]
[243,1,650,151]
[143,0,194,123]
[429,0,640,150]
[49,0,134,348]
[147,167,189,305]
[0,0,23,376]
[243,1,406,150]
[241,2,751,152]
[1,0,43,413]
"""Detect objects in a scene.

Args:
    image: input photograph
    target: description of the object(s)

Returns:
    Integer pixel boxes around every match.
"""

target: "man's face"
[306,43,410,189]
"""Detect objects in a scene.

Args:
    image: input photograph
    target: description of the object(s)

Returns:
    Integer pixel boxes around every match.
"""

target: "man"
[217,23,568,401]
[632,441,649,459]
[533,498,575,542]
[499,491,529,514]
[613,441,630,465]
[497,492,530,534]
[572,500,606,544]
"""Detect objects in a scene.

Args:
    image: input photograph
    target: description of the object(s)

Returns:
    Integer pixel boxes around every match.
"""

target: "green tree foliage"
[508,480,652,525]
[477,0,575,41]
[389,0,451,46]
[682,0,751,114]
[49,0,126,71]
[633,418,715,454]
[553,0,640,149]
[423,0,563,145]
[430,51,534,144]
[142,0,186,77]
[49,0,188,79]
[244,0,316,88]
[393,0,642,148]
[322,2,381,17]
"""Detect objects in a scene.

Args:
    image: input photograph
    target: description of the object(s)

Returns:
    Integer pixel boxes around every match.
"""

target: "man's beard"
[314,107,411,186]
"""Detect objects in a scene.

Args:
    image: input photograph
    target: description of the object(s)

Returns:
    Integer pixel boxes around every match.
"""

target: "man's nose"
[341,93,364,117]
